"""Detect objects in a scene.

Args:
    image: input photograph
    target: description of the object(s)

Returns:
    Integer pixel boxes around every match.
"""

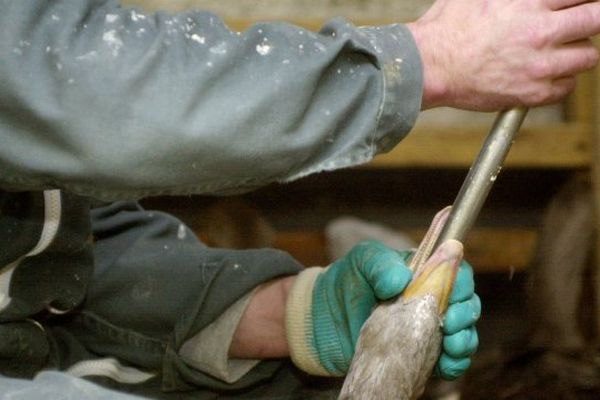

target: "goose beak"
[402,240,462,315]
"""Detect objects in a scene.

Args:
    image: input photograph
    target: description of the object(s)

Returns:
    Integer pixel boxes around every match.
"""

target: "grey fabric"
[0,320,50,379]
[0,366,344,400]
[61,201,304,392]
[98,361,345,400]
[0,0,422,201]
[0,198,307,396]
[0,191,45,267]
[0,371,147,400]
[0,190,93,322]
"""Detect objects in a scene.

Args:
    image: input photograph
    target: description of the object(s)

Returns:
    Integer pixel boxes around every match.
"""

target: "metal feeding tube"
[434,107,529,246]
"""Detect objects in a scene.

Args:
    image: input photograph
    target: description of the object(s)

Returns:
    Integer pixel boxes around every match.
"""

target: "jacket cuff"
[358,23,424,153]
[285,267,331,376]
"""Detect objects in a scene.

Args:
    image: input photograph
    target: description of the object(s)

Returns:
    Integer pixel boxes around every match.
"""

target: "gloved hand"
[434,259,481,380]
[285,240,413,376]
[285,239,481,379]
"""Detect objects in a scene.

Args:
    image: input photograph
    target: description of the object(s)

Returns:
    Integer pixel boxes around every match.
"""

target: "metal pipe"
[434,107,529,246]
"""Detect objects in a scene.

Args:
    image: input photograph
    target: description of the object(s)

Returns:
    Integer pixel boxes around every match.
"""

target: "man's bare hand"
[407,0,600,111]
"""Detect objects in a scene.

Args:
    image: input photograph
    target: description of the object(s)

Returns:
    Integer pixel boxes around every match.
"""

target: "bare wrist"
[406,21,449,110]
[229,275,296,359]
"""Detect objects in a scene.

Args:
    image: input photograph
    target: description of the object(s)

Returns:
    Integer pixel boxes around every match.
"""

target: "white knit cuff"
[285,266,332,376]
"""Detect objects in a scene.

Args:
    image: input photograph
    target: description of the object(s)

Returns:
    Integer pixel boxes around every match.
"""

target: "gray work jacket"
[0,0,423,397]
[0,0,422,200]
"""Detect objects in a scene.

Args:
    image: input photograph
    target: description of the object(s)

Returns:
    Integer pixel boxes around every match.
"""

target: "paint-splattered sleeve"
[0,0,422,200]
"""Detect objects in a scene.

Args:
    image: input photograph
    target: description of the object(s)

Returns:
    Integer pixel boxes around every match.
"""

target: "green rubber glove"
[434,260,481,380]
[286,240,413,376]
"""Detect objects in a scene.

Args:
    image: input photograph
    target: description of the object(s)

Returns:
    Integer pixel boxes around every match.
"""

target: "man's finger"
[535,39,599,79]
[435,353,472,380]
[552,2,600,43]
[443,326,479,358]
[545,0,594,12]
[449,260,474,304]
[443,294,481,334]
[547,76,578,104]
[555,39,599,76]
[366,249,413,300]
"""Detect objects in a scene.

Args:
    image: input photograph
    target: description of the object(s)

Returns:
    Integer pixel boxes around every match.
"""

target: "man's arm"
[0,0,421,200]
[3,0,600,199]
[228,240,479,380]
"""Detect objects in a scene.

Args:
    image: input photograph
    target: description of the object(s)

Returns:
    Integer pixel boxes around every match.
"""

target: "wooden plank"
[369,122,591,168]
[273,231,330,267]
[565,71,595,123]
[458,228,537,274]
[272,228,538,273]
[590,36,600,340]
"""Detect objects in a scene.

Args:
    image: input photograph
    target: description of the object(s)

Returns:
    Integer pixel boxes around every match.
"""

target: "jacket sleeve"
[0,0,423,200]
[85,201,305,391]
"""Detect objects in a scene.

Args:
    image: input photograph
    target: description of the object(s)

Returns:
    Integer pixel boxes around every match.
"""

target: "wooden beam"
[369,123,590,168]
[565,71,595,123]
[590,37,600,340]
[273,227,538,273]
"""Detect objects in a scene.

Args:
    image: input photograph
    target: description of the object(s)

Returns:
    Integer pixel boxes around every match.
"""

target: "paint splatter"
[256,42,271,55]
